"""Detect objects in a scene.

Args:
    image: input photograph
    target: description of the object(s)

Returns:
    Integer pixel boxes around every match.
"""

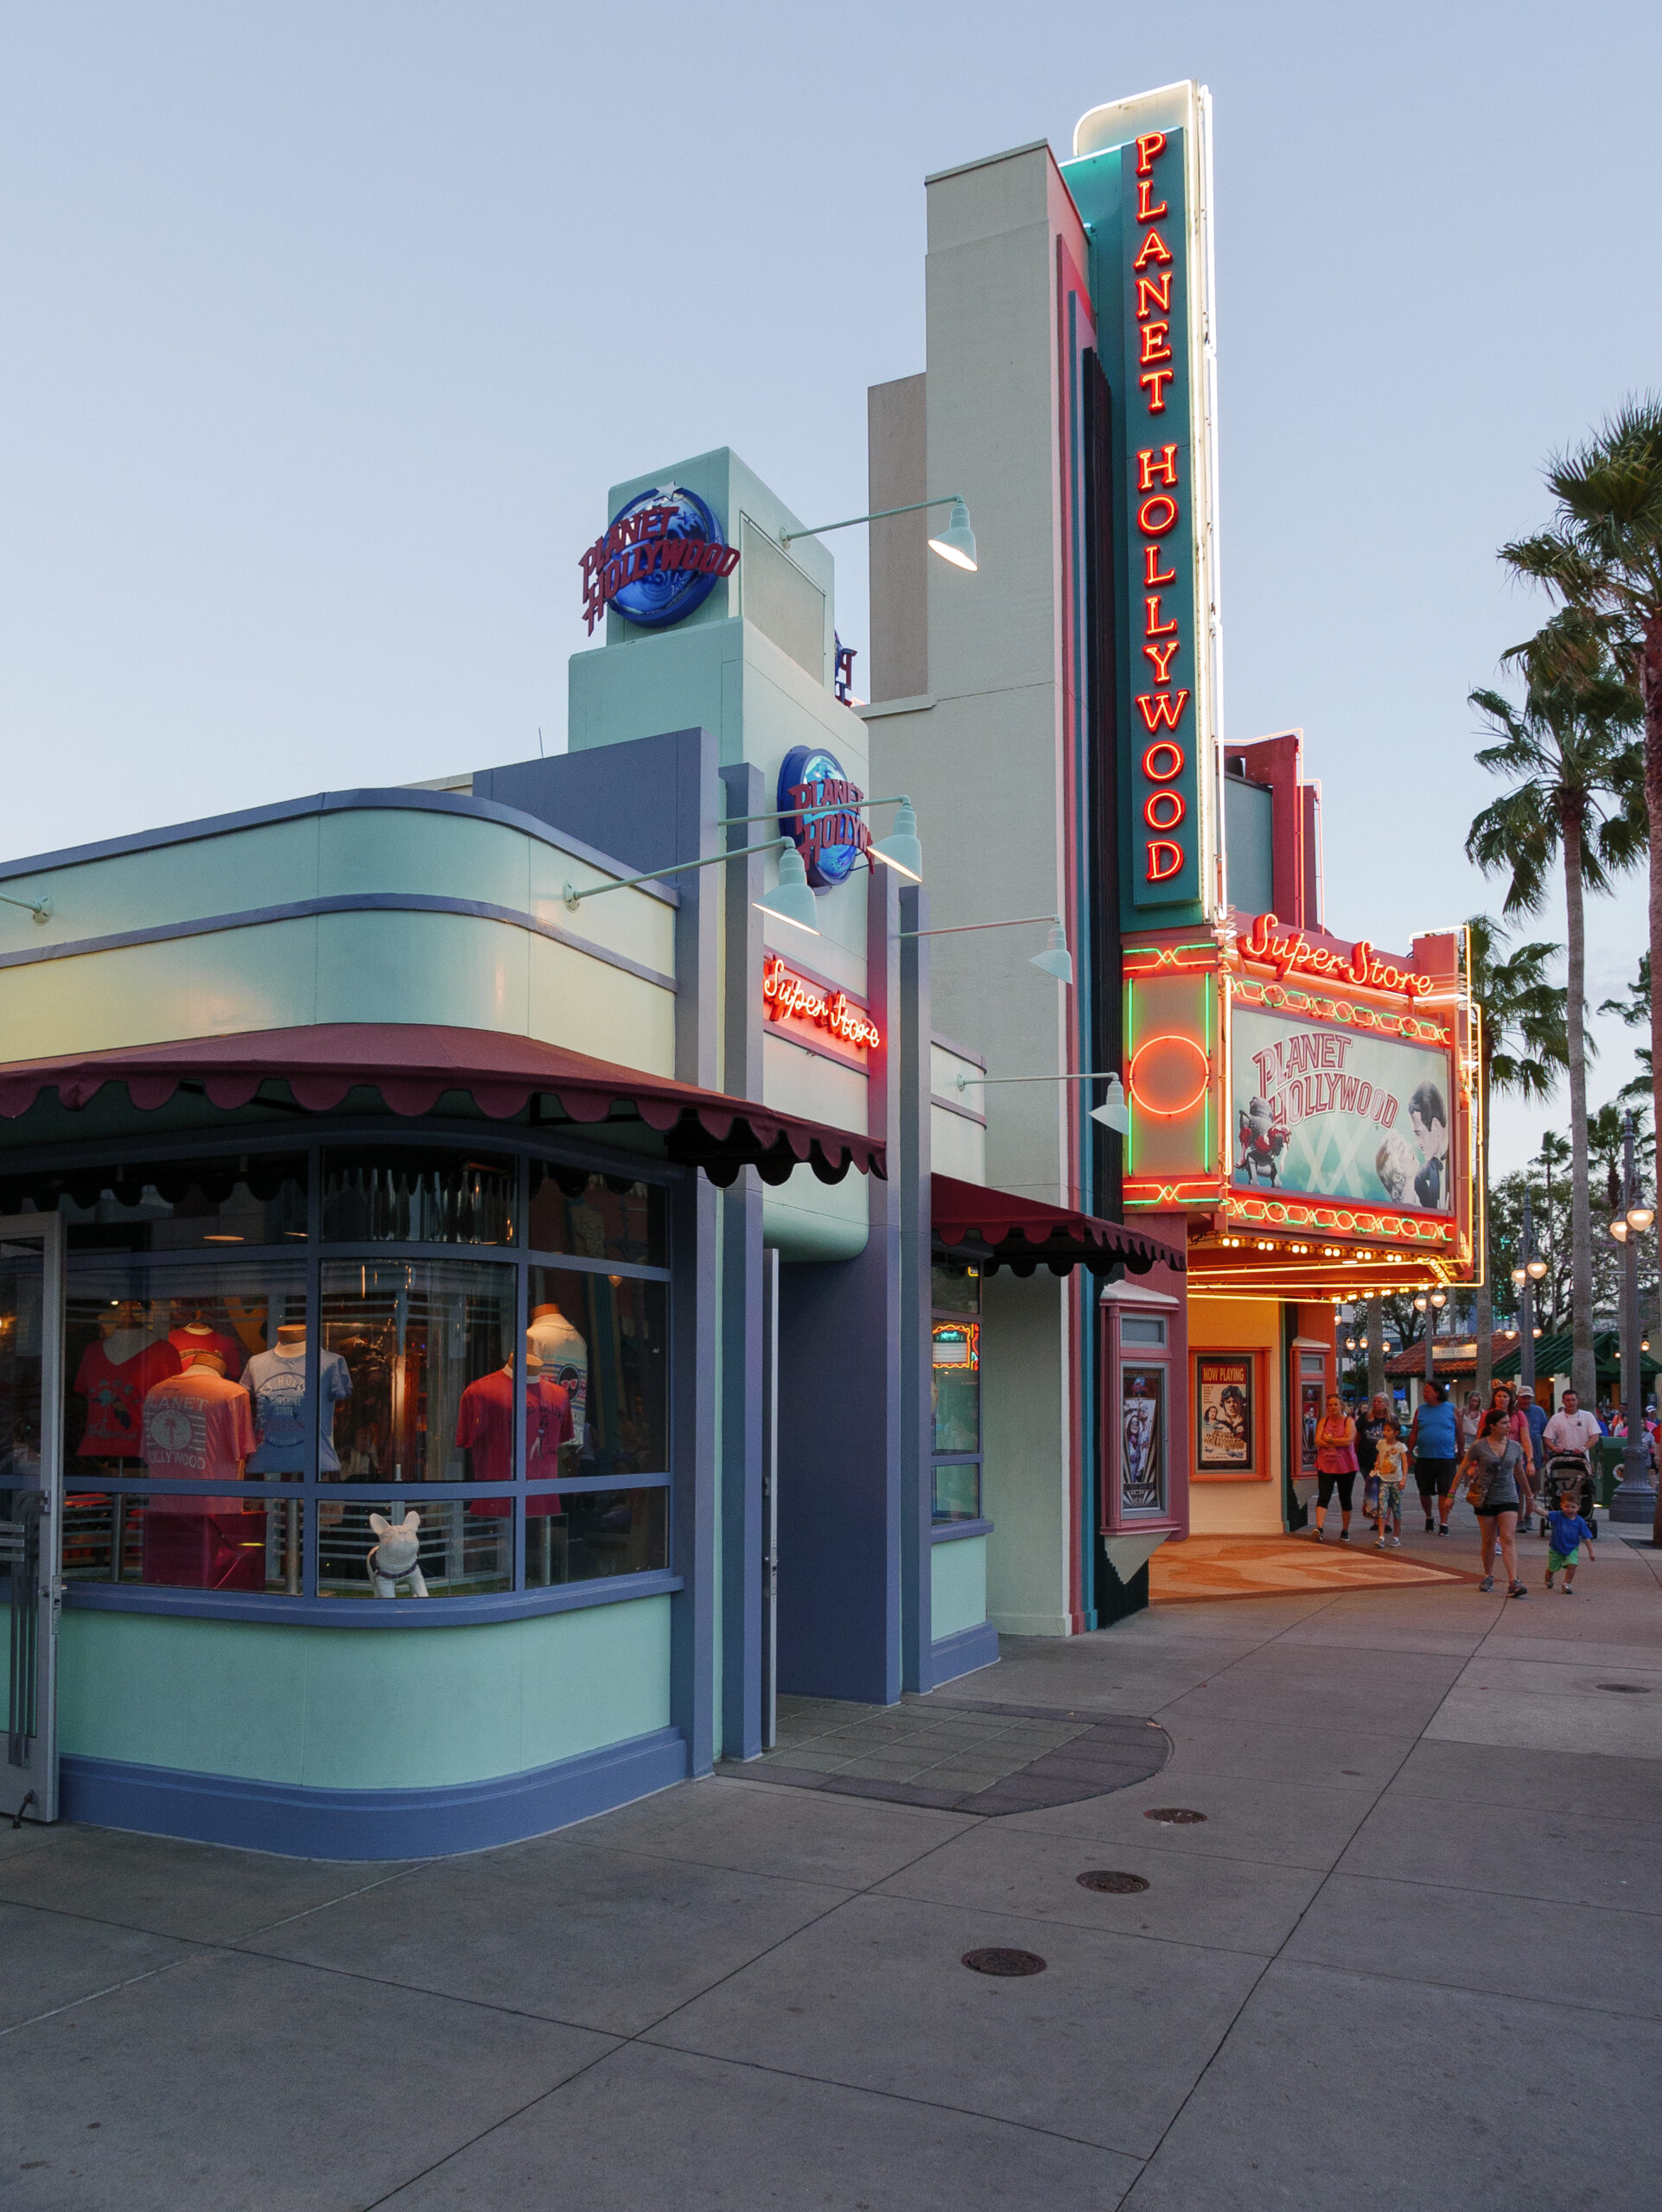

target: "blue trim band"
[0,787,679,906]
[0,890,678,995]
[929,1517,993,1545]
[59,1726,690,1859]
[63,1569,684,1629]
[928,1618,999,1688]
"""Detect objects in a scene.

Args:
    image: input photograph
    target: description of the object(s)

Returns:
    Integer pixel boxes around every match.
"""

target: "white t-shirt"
[1543,1408,1602,1459]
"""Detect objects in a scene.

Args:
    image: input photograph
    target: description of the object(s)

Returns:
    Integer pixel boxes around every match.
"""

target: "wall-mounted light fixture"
[780,495,977,573]
[898,912,1074,987]
[954,1066,1130,1134]
[722,794,924,883]
[563,836,820,937]
[0,890,52,925]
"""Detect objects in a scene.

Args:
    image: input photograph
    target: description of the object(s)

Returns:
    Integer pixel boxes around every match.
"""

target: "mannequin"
[527,1300,588,1435]
[169,1309,245,1381]
[244,1322,352,1476]
[142,1350,257,1503]
[458,1338,573,1512]
[75,1300,181,1458]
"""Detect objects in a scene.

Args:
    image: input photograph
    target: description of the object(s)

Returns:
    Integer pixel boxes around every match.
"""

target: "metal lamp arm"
[780,497,967,546]
[563,837,786,911]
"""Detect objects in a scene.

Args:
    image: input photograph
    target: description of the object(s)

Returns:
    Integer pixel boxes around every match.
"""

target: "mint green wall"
[930,1535,988,1642]
[52,1598,672,1791]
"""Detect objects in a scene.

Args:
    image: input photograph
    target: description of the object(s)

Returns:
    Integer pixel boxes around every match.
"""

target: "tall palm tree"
[1465,916,1567,1401]
[1536,1129,1572,1331]
[1502,397,1662,1183]
[1600,954,1653,1105]
[1467,607,1643,1406]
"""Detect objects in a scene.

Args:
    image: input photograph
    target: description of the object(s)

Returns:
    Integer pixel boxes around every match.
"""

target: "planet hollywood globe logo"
[776,744,872,891]
[579,486,741,635]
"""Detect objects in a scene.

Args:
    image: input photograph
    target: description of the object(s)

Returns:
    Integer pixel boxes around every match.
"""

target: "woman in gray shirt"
[1459,1408,1527,1599]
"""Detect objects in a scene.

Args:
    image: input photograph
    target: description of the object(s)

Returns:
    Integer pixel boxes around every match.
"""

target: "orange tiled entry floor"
[1150,1534,1477,1604]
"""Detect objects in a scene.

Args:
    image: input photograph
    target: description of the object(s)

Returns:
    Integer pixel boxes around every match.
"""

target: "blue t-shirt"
[1525,1400,1548,1459]
[1414,1400,1458,1458]
[1546,1510,1595,1557]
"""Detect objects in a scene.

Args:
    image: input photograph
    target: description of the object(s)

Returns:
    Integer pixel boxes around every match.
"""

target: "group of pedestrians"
[1309,1378,1603,1600]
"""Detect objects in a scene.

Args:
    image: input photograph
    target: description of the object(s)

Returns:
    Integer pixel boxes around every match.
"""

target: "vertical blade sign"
[1124,129,1198,912]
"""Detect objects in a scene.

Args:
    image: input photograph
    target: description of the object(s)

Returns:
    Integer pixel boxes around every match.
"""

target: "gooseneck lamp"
[899,912,1073,988]
[780,495,978,575]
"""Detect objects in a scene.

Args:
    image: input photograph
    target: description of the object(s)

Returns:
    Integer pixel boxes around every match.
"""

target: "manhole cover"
[1596,1682,1652,1694]
[1144,1807,1207,1825]
[1077,1870,1149,1894]
[962,1947,1047,1977]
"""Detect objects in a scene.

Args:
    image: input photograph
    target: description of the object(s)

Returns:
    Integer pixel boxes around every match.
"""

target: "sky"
[3,1,1658,1178]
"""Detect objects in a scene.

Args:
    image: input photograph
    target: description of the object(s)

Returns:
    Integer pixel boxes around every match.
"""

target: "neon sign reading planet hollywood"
[761,957,882,1053]
[1239,912,1434,1001]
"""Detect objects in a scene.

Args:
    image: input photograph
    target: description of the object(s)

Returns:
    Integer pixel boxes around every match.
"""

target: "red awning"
[933,1173,1182,1277]
[0,1023,884,1190]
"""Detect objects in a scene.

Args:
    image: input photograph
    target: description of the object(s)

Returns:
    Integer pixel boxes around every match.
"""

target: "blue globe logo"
[608,486,732,629]
[778,744,869,890]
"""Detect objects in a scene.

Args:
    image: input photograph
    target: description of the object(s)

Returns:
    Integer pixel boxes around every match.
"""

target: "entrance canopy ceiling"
[932,1174,1182,1278]
[0,1022,885,1191]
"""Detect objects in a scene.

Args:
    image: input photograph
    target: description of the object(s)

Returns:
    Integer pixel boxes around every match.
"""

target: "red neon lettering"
[1144,789,1187,831]
[1143,639,1181,684]
[1143,543,1177,586]
[1139,321,1173,366]
[1134,271,1173,320]
[1142,739,1186,781]
[1136,178,1168,222]
[1143,594,1179,638]
[761,957,882,1052]
[1140,368,1176,412]
[1136,130,1167,175]
[1146,840,1184,881]
[1135,690,1191,732]
[1137,493,1180,535]
[1132,227,1173,270]
[1137,444,1180,491]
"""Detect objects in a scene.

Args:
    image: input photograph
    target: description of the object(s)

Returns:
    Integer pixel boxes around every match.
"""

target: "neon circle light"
[1129,1033,1210,1117]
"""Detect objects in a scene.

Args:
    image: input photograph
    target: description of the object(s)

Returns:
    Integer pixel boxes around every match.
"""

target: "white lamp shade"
[1628,1204,1655,1232]
[870,798,923,881]
[927,498,978,571]
[1091,1073,1130,1135]
[1029,920,1073,985]
[755,842,820,935]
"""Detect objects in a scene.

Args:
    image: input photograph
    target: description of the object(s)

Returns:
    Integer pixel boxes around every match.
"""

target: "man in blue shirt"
[1407,1381,1461,1535]
[1521,1389,1548,1529]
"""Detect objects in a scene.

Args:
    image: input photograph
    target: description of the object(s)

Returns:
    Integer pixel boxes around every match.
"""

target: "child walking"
[1372,1419,1408,1548]
[1544,1490,1597,1593]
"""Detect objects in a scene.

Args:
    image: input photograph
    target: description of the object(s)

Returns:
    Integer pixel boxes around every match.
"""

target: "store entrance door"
[1,1213,66,1827]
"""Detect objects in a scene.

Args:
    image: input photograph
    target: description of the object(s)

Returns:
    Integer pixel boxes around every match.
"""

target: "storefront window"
[8,1154,307,1252]
[932,1252,982,1522]
[527,1265,668,1477]
[63,1491,304,1595]
[319,1260,518,1484]
[317,1497,513,1600]
[528,1165,667,1268]
[322,1148,515,1245]
[525,1485,668,1588]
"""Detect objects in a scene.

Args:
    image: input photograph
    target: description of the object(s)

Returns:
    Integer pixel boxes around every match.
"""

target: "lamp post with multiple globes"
[1608,1112,1656,1525]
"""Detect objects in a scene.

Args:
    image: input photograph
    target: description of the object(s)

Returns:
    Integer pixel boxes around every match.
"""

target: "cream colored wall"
[760,1033,869,1261]
[1187,1296,1287,1536]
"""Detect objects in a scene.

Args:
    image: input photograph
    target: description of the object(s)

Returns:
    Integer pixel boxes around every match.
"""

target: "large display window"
[931,1253,982,1522]
[29,1135,674,1612]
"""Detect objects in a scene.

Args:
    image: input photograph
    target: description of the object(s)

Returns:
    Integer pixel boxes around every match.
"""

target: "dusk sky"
[3,2,1657,1173]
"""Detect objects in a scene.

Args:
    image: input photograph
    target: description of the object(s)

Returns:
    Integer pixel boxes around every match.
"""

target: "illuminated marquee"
[761,957,881,1058]
[1239,912,1435,1001]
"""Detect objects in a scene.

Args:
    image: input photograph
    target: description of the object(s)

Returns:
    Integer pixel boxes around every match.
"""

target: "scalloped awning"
[932,1174,1183,1277]
[0,1023,884,1191]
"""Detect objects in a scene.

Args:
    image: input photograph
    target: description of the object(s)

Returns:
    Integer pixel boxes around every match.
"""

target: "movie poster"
[1119,1366,1165,1514]
[1196,1355,1253,1471]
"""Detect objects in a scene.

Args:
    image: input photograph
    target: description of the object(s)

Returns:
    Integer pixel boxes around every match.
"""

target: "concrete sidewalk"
[4,1510,1659,2209]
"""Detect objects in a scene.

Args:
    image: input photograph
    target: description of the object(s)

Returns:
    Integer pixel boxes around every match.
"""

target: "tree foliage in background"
[1600,954,1652,1105]
[1468,605,1643,1404]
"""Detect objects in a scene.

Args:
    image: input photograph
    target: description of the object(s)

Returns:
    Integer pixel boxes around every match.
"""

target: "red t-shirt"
[169,1325,247,1381]
[75,1337,182,1458]
[458,1372,572,1519]
[142,1367,258,1503]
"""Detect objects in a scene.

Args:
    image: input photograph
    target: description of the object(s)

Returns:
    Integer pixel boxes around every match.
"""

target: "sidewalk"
[3,1506,1659,2210]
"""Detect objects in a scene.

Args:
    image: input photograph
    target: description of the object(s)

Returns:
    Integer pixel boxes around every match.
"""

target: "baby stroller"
[1542,1448,1595,1531]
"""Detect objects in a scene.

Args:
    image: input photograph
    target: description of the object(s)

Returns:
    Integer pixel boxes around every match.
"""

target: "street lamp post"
[1510,1190,1548,1400]
[1608,1112,1657,1524]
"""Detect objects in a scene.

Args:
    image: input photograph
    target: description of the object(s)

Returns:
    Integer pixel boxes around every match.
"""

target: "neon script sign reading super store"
[1123,126,1199,909]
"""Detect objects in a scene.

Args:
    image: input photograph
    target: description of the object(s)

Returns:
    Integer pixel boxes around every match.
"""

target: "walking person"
[1488,1382,1537,1529]
[1543,1388,1603,1524]
[1544,1484,1597,1594]
[1312,1392,1359,1542]
[1372,1417,1409,1547]
[1356,1391,1391,1530]
[1407,1380,1460,1535]
[1460,1407,1528,1597]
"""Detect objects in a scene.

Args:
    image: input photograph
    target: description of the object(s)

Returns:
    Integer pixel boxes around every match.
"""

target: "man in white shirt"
[1543,1390,1603,1465]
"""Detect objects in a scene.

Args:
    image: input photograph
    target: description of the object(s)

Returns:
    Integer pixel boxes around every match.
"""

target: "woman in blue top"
[1407,1380,1460,1535]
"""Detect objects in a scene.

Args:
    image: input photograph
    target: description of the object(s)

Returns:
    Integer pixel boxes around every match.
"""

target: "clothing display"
[528,1305,588,1429]
[169,1322,247,1379]
[75,1334,182,1458]
[244,1343,353,1475]
[142,1365,258,1498]
[462,1373,574,1518]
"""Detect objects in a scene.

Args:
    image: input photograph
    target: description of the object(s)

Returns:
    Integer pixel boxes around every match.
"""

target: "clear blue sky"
[3,2,1657,1175]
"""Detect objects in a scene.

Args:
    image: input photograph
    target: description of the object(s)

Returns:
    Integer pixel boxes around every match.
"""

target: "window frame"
[930,1248,983,1524]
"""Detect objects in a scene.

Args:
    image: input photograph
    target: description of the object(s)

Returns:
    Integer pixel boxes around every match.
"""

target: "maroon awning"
[932,1173,1182,1277]
[0,1023,884,1190]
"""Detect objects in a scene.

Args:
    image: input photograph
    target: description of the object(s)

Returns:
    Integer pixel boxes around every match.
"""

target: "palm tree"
[1536,1129,1572,1330]
[1600,954,1652,1105]
[1501,397,1662,1182]
[1467,607,1643,1407]
[1465,916,1567,1401]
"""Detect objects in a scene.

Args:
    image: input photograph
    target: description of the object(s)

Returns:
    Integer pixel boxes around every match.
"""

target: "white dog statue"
[366,1510,429,1599]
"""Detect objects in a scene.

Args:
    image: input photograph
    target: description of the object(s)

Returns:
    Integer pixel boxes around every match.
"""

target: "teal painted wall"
[50,1598,672,1790]
[930,1535,988,1642]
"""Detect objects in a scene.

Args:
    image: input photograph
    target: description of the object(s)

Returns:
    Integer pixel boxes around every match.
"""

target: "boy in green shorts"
[1544,1489,1597,1593]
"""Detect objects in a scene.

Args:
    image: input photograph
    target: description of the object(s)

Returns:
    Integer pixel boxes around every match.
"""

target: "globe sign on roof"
[580,486,741,635]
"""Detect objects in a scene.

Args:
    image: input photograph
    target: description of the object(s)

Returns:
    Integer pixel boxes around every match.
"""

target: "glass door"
[1,1213,65,1825]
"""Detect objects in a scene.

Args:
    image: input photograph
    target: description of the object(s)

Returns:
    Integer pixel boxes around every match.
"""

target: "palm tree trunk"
[1563,798,1597,1408]
[1475,1041,1493,1403]
[1366,1296,1385,1399]
[1641,613,1662,1543]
